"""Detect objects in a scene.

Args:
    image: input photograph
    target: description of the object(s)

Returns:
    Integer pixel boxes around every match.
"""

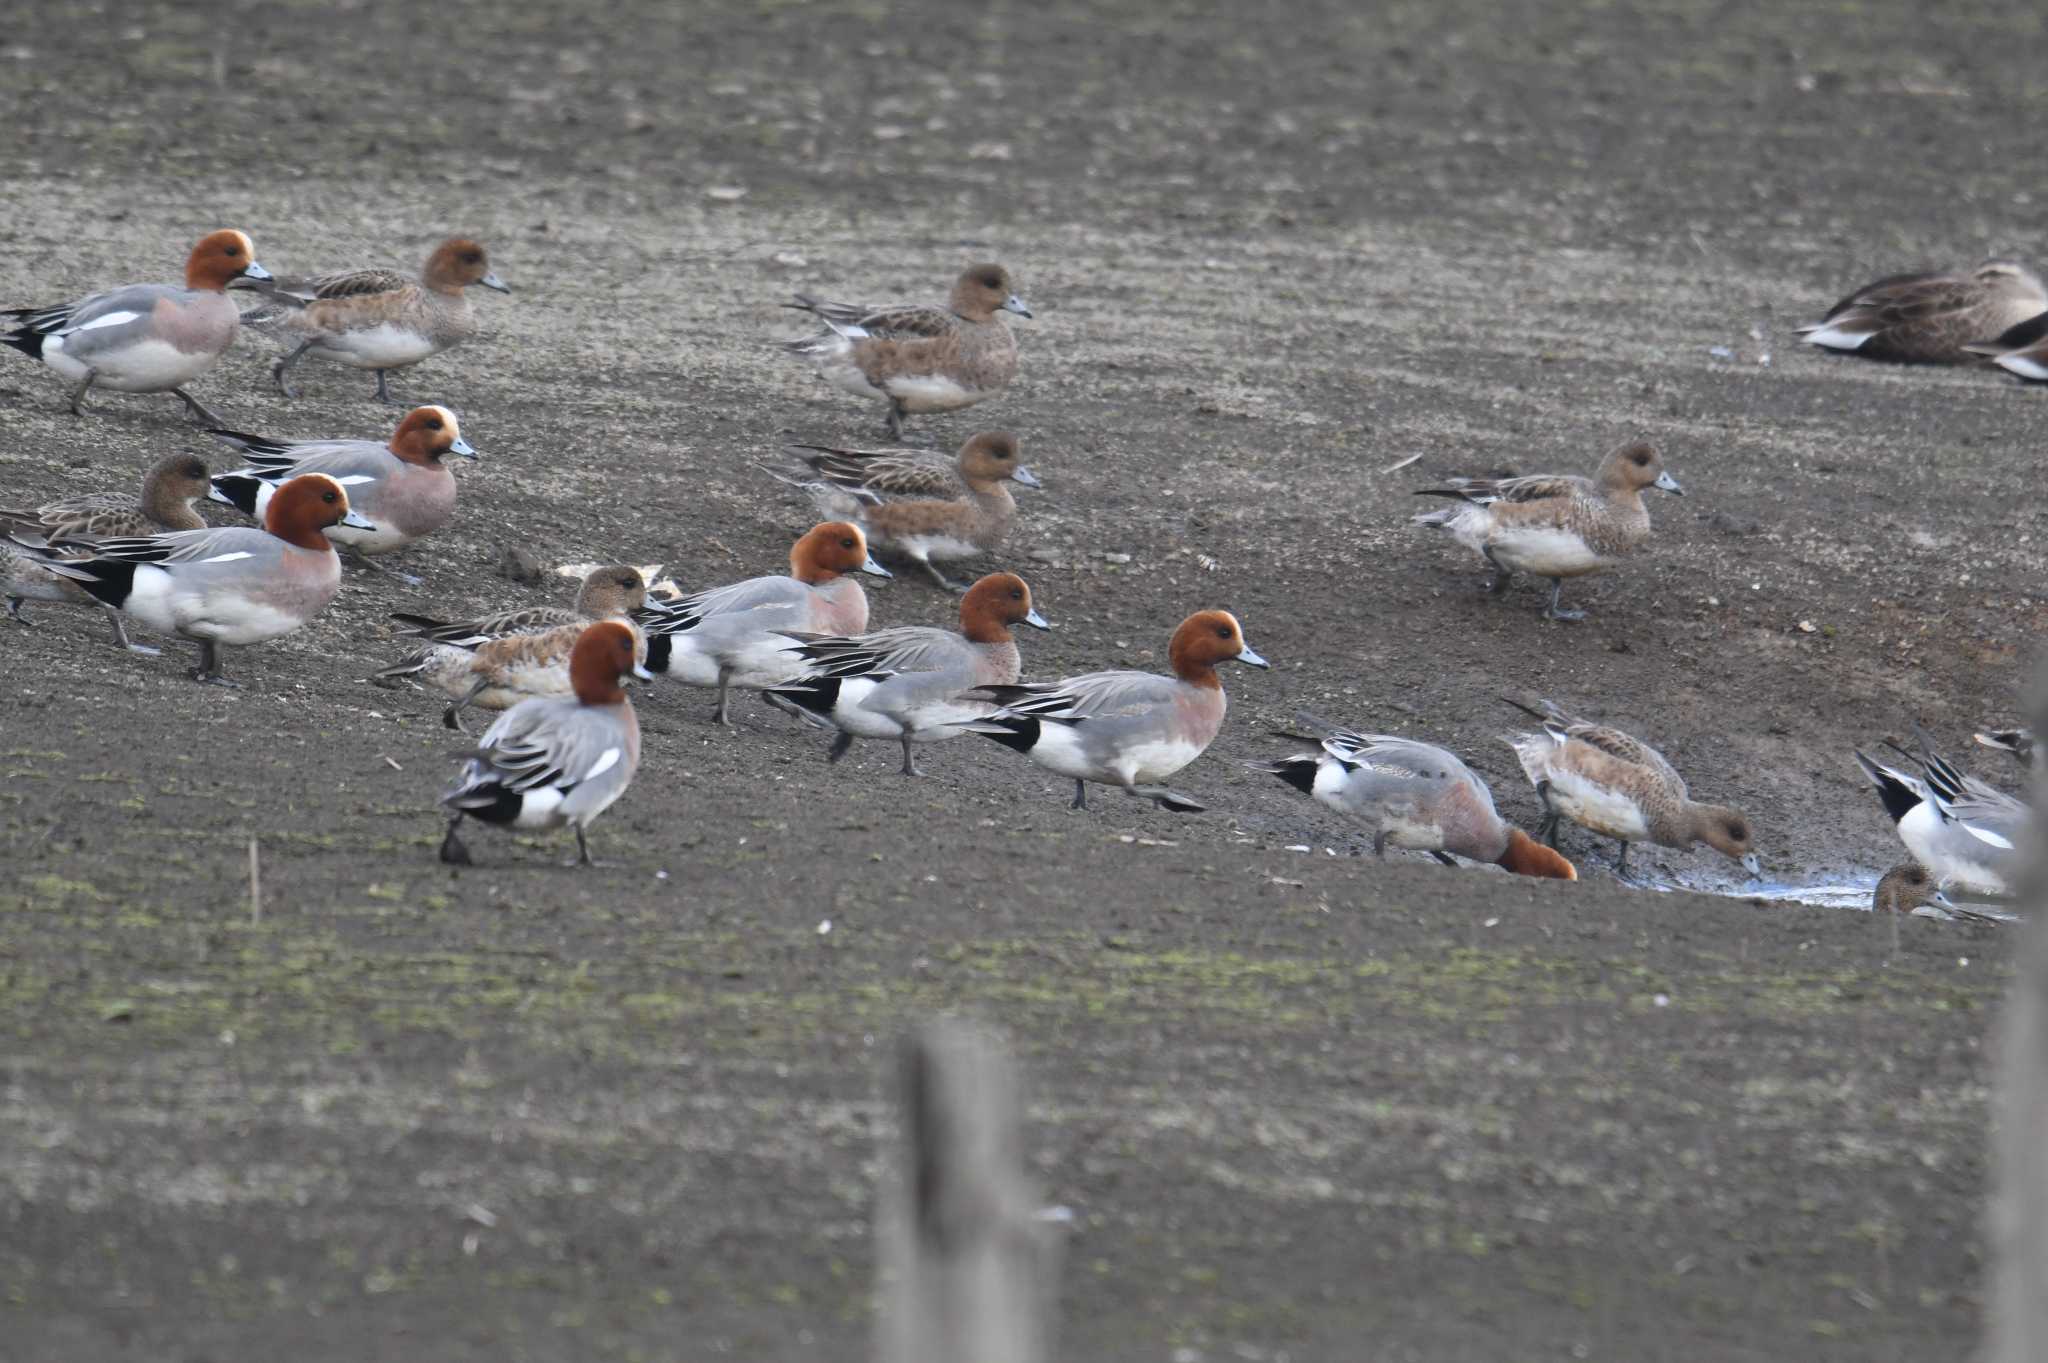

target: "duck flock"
[0,231,2038,911]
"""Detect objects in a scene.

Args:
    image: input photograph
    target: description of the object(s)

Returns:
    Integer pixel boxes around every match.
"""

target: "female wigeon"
[639,522,891,726]
[207,405,477,585]
[11,473,372,685]
[1502,698,1761,880]
[438,620,651,869]
[966,609,1268,812]
[782,264,1031,440]
[241,237,510,403]
[1963,310,2048,381]
[3,452,211,651]
[1856,737,2026,897]
[768,431,1042,591]
[767,572,1051,775]
[376,565,650,732]
[1797,261,2047,362]
[1413,441,1683,621]
[1256,718,1577,879]
[1975,726,2036,770]
[1,229,269,425]
[1873,863,1956,920]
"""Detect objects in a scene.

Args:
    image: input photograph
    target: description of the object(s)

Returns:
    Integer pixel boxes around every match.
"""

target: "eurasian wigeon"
[239,237,510,403]
[768,431,1042,592]
[1856,735,2026,897]
[207,405,477,585]
[1963,311,2048,381]
[782,264,1031,440]
[966,609,1268,812]
[1,229,269,425]
[767,571,1051,775]
[1797,261,2046,363]
[639,522,891,727]
[1975,725,2036,770]
[1872,863,1957,920]
[438,620,651,869]
[1502,698,1761,880]
[1413,441,1683,621]
[9,472,371,685]
[376,565,649,732]
[1256,717,1577,879]
[3,452,211,651]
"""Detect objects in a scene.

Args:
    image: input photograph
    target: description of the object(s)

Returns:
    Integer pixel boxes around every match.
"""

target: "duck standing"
[967,609,1267,812]
[10,473,372,685]
[2,229,269,424]
[1413,441,1682,621]
[439,620,650,868]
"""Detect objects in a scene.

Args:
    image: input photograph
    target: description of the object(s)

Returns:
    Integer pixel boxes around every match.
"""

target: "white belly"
[1379,806,1447,851]
[1544,768,1651,842]
[47,336,215,391]
[884,372,982,413]
[897,533,983,562]
[1488,524,1608,578]
[1801,323,1873,352]
[312,323,441,370]
[1898,803,2013,896]
[1114,735,1205,785]
[124,567,306,645]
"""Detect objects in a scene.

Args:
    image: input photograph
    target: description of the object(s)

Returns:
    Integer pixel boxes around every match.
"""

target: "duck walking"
[1502,698,1761,880]
[239,236,510,403]
[767,431,1041,591]
[967,609,1267,812]
[768,571,1050,775]
[783,264,1030,439]
[2,229,269,424]
[3,453,212,651]
[9,473,372,685]
[1412,441,1682,621]
[1256,717,1577,879]
[439,620,650,868]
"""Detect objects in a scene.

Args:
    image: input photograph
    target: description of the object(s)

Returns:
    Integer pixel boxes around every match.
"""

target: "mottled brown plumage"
[1798,261,2047,363]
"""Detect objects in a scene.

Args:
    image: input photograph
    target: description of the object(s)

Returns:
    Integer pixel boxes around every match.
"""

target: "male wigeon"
[1796,261,2047,362]
[1413,441,1683,621]
[438,620,651,868]
[767,572,1051,775]
[207,405,477,585]
[9,473,371,685]
[377,565,650,732]
[1502,698,1761,880]
[1872,863,1957,920]
[966,609,1267,812]
[1975,726,2036,770]
[239,237,510,403]
[782,264,1031,439]
[1963,310,2048,381]
[639,522,891,726]
[1255,717,1577,879]
[3,452,211,651]
[1856,735,2026,897]
[1,229,269,425]
[767,431,1042,591]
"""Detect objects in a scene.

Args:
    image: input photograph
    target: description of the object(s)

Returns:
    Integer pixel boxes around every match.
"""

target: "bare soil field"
[2,1,2042,1359]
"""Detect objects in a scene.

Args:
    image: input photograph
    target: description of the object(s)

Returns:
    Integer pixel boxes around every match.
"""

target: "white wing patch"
[72,310,142,333]
[198,551,256,564]
[1963,822,2016,851]
[1996,354,2048,381]
[583,747,622,781]
[1800,323,1875,352]
[335,475,377,486]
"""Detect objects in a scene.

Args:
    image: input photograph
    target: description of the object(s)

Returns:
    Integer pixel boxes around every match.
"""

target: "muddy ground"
[1,1,2043,1359]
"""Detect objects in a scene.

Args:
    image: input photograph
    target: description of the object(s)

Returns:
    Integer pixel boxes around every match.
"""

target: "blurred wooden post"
[876,1019,1057,1363]
[1986,685,2048,1362]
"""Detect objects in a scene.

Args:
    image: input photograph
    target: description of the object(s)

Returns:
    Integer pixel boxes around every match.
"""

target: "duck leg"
[1069,778,1088,810]
[1130,783,1205,813]
[1481,546,1512,595]
[564,826,605,869]
[172,386,227,428]
[188,639,240,687]
[1542,578,1587,622]
[1612,840,1633,879]
[916,555,969,593]
[438,816,473,866]
[372,369,406,406]
[1430,851,1459,867]
[442,678,488,733]
[104,611,159,655]
[65,371,98,416]
[346,547,424,589]
[5,597,28,627]
[898,733,925,778]
[884,400,907,442]
[272,341,313,399]
[1372,830,1388,859]
[826,732,855,764]
[712,673,734,728]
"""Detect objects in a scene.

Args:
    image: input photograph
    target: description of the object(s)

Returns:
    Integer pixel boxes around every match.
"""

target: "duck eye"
[1215,625,1232,639]
[841,538,855,549]
[425,418,442,430]
[323,490,336,503]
